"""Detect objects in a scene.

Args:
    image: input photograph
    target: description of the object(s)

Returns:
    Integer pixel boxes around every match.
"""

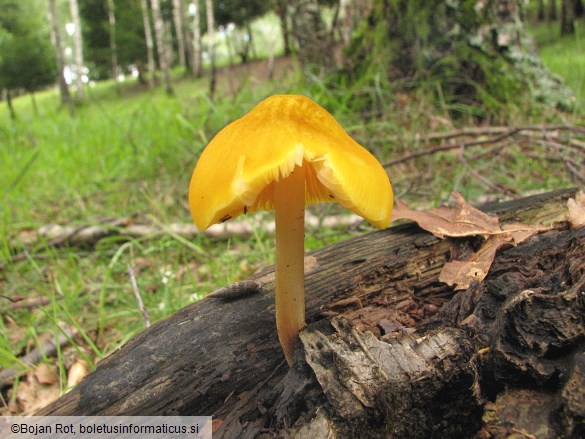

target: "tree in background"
[290,0,328,66]
[190,0,203,76]
[549,0,558,20]
[0,0,58,118]
[206,0,216,97]
[346,0,574,119]
[172,0,187,70]
[107,0,119,85]
[141,0,156,87]
[44,0,73,109]
[68,0,84,101]
[151,0,173,95]
[274,0,291,55]
[285,0,347,69]
[214,0,268,63]
[80,0,150,84]
[560,0,576,35]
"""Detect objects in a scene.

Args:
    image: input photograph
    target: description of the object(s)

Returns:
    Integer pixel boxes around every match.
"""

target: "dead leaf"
[6,317,27,346]
[439,235,512,290]
[393,193,547,290]
[16,228,39,245]
[567,191,585,228]
[67,359,89,389]
[34,363,58,385]
[14,375,60,415]
[391,192,501,238]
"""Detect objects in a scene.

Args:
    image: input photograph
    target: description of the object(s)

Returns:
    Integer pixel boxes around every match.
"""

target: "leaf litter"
[391,192,548,290]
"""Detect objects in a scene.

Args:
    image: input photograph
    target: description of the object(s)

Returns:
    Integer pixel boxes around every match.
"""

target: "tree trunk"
[576,0,584,17]
[30,91,38,116]
[348,0,574,116]
[178,0,195,75]
[4,89,16,120]
[549,0,558,20]
[107,0,119,86]
[290,0,331,68]
[37,189,585,438]
[191,1,203,76]
[45,0,73,110]
[537,0,546,20]
[339,0,352,46]
[561,0,576,35]
[205,0,216,98]
[140,0,156,88]
[150,0,173,95]
[68,0,84,102]
[172,0,187,69]
[276,0,291,56]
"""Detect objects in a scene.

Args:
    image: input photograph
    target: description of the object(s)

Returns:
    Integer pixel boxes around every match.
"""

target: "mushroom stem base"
[275,164,306,366]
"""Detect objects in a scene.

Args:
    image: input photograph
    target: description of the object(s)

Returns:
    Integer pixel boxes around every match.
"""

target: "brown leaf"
[15,375,60,415]
[392,193,546,290]
[391,192,501,238]
[34,363,58,385]
[567,191,585,228]
[439,235,512,290]
[67,359,89,389]
[6,317,27,346]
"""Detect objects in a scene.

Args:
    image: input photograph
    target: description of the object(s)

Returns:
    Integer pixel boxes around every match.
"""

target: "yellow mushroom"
[189,95,393,366]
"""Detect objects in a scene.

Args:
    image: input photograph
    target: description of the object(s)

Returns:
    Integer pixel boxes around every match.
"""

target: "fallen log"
[37,189,584,438]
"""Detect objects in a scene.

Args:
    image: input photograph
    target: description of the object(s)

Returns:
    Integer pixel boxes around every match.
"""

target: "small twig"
[537,140,585,184]
[458,146,515,195]
[127,264,151,328]
[1,296,51,312]
[384,127,522,167]
[383,124,585,168]
[0,294,21,303]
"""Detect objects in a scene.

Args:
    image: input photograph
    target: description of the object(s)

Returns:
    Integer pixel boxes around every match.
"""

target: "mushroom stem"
[274,164,306,366]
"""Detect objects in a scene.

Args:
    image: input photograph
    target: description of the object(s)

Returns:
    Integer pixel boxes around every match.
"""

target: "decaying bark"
[37,189,584,438]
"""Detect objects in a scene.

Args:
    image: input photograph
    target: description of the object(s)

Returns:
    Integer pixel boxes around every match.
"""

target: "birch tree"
[69,0,84,101]
[140,0,156,88]
[190,2,202,76]
[205,0,216,96]
[172,0,186,69]
[45,0,72,109]
[150,0,173,94]
[107,0,118,83]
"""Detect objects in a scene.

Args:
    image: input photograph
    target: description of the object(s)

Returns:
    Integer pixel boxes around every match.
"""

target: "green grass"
[1,17,584,414]
[529,20,585,112]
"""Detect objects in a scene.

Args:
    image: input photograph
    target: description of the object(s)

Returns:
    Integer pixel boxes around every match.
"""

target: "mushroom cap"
[189,95,393,230]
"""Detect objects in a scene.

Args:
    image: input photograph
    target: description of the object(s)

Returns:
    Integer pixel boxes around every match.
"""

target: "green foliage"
[0,0,56,93]
[344,0,574,120]
[79,0,147,79]
[215,0,269,27]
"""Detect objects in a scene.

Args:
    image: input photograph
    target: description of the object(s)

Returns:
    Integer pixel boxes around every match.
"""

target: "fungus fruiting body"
[189,95,393,366]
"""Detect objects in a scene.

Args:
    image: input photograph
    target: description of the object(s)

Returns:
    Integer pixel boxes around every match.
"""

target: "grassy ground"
[1,20,583,414]
[530,19,585,111]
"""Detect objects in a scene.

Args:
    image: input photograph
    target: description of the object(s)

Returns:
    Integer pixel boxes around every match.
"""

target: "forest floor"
[0,21,583,418]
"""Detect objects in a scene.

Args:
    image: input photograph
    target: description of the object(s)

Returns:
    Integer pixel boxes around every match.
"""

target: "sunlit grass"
[529,20,585,113]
